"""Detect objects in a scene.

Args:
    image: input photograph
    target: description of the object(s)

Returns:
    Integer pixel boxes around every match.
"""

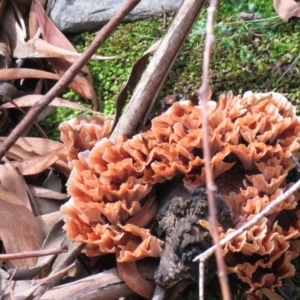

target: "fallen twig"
[39,262,156,300]
[0,245,67,261]
[0,0,141,160]
[195,0,231,299]
[193,176,300,261]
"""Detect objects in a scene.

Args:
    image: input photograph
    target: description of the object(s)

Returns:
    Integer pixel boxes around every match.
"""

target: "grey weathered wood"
[50,0,183,33]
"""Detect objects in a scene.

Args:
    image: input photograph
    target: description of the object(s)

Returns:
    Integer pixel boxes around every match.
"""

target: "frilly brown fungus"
[60,92,300,298]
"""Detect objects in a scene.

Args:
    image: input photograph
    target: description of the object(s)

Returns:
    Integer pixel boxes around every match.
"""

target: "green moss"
[40,0,300,139]
[70,17,171,116]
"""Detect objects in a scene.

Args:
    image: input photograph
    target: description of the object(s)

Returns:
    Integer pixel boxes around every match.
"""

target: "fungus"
[60,91,300,298]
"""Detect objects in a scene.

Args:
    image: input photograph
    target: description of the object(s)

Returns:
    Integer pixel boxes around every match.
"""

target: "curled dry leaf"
[11,136,74,176]
[0,157,31,210]
[0,68,60,81]
[273,0,300,21]
[2,94,109,117]
[34,0,98,109]
[113,39,161,130]
[117,260,155,299]
[28,0,47,39]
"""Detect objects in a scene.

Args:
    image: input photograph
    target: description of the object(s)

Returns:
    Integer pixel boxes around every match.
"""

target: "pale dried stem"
[199,259,204,299]
[195,0,231,299]
[193,176,300,261]
[0,245,67,261]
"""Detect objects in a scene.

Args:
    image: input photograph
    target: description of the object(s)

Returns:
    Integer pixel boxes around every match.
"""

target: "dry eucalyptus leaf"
[34,0,98,109]
[0,173,44,268]
[36,211,63,236]
[0,158,31,210]
[5,137,63,156]
[0,138,37,160]
[117,260,155,299]
[0,68,59,81]
[113,39,161,130]
[29,0,47,38]
[10,218,65,280]
[273,0,300,21]
[2,94,109,117]
[12,145,67,175]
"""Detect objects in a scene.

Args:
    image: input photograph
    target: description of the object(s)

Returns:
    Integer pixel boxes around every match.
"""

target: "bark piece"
[154,178,232,288]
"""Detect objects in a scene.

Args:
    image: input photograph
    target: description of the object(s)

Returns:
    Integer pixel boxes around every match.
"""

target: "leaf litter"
[0,0,165,299]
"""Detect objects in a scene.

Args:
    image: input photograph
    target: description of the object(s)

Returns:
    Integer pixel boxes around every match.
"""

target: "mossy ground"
[40,1,300,298]
[41,1,300,139]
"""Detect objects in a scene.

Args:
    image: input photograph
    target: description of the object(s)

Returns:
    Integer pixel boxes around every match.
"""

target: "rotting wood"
[154,178,232,288]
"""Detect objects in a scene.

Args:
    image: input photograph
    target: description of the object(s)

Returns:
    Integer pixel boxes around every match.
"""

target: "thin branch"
[0,245,67,260]
[195,0,231,299]
[199,259,204,299]
[194,176,300,262]
[152,285,167,300]
[0,0,141,160]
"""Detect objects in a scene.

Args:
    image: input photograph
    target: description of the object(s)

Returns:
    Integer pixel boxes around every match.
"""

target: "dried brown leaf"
[0,137,62,157]
[11,145,66,175]
[10,218,65,280]
[2,94,109,117]
[36,211,63,236]
[29,0,47,38]
[0,68,59,81]
[0,158,31,210]
[117,260,155,299]
[0,164,44,268]
[113,40,161,130]
[0,137,70,176]
[34,0,98,109]
[273,0,300,21]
